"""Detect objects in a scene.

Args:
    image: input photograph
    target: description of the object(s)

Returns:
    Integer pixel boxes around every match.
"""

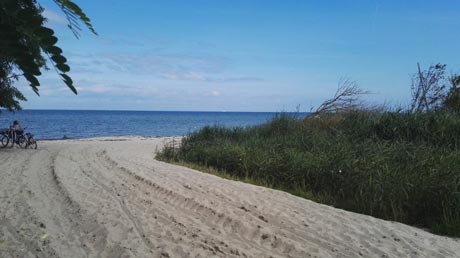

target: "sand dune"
[0,137,459,258]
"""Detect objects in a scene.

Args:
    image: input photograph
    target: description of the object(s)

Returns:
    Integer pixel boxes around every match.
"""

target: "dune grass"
[156,111,460,237]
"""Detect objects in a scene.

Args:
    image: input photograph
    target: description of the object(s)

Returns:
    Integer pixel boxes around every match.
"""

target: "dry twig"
[308,78,369,119]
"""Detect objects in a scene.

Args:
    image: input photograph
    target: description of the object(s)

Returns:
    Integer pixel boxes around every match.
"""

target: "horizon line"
[1,108,309,114]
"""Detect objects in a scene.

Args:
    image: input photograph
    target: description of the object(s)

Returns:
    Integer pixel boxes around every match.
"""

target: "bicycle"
[17,128,37,149]
[0,127,37,149]
[1,128,9,148]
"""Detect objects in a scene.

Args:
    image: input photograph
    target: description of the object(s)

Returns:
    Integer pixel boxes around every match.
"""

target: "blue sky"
[20,0,460,111]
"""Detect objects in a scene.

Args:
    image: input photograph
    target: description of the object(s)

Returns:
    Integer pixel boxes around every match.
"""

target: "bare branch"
[410,63,447,113]
[309,78,369,118]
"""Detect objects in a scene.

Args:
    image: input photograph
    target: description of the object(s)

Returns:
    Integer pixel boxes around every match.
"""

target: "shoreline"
[35,135,184,141]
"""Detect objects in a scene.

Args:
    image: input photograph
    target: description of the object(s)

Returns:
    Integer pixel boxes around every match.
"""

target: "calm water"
[0,110,305,140]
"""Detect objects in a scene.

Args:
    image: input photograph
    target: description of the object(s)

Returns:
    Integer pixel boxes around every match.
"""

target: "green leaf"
[37,27,54,37]
[40,35,58,46]
[51,54,67,64]
[54,0,97,36]
[55,63,70,72]
[16,57,41,75]
[24,73,40,86]
[60,73,77,94]
[60,73,73,84]
[32,86,40,96]
[67,2,84,16]
[45,46,63,55]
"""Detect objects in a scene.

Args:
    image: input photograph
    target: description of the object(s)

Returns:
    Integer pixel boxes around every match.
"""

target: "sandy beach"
[0,137,459,258]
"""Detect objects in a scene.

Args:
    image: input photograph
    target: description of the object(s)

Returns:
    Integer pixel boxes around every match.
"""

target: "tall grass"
[156,111,460,237]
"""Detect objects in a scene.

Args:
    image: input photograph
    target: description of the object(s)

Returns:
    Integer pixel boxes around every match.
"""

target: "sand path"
[0,137,459,258]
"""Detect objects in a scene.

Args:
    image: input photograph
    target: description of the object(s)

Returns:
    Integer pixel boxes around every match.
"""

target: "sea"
[0,110,306,140]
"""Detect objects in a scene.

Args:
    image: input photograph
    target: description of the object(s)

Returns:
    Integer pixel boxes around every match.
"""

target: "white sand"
[0,137,459,258]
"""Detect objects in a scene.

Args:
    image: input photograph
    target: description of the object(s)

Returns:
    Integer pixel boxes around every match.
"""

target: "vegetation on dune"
[157,111,460,236]
[157,65,460,237]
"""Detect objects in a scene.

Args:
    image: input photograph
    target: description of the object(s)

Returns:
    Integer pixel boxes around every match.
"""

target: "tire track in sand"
[96,149,309,258]
[78,160,156,253]
[0,151,60,258]
[44,150,112,257]
[56,146,157,257]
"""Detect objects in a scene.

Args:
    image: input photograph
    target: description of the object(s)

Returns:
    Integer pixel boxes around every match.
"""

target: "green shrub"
[157,111,460,237]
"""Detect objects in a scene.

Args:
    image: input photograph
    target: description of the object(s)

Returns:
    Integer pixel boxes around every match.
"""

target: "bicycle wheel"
[17,136,27,148]
[0,136,8,148]
[28,138,37,149]
[8,136,14,147]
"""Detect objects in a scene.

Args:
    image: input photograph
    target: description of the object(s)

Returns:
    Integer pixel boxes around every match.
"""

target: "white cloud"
[211,90,221,97]
[67,52,264,83]
[160,72,263,83]
[160,72,206,82]
[204,90,221,97]
[78,84,159,96]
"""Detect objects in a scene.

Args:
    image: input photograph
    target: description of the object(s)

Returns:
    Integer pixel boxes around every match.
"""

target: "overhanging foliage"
[0,0,96,110]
